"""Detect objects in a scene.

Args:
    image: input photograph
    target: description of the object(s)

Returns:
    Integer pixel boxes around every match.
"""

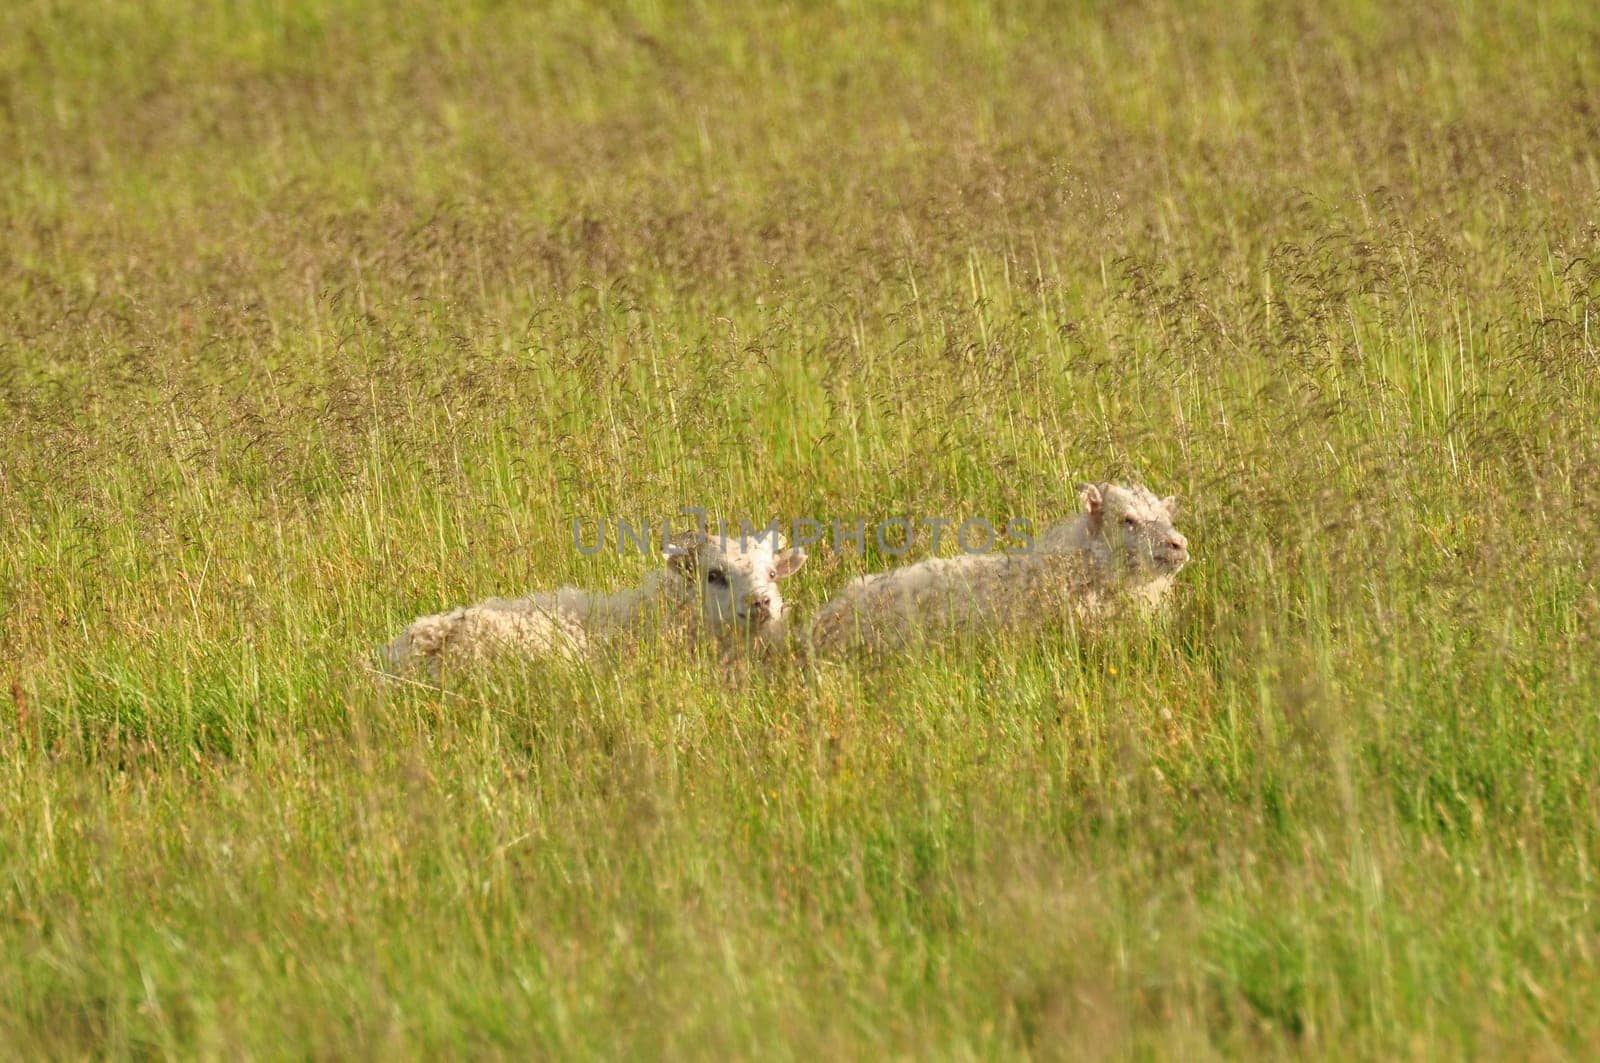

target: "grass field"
[3,0,1600,1055]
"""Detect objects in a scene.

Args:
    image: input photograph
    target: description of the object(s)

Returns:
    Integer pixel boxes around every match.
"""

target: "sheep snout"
[742,594,776,624]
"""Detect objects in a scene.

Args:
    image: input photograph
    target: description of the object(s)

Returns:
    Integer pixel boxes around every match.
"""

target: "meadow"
[3,0,1599,1055]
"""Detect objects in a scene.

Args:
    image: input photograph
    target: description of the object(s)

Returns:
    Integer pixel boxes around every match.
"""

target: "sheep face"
[1080,482,1190,576]
[667,531,808,637]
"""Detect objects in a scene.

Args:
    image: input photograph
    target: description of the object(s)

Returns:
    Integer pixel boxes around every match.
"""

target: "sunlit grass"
[2,0,1599,1055]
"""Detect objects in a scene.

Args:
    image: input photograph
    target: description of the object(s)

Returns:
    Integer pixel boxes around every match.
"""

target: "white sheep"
[807,482,1190,654]
[383,529,809,677]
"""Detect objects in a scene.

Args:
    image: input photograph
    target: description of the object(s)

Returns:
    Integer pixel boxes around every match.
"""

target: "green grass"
[3,0,1600,1055]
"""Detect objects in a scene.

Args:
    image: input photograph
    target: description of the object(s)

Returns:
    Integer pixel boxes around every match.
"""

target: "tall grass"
[2,0,1599,1055]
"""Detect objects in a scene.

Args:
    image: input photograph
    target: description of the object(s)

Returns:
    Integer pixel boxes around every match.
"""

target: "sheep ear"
[1161,495,1179,519]
[664,531,703,575]
[773,546,807,579]
[666,548,696,577]
[1077,483,1104,516]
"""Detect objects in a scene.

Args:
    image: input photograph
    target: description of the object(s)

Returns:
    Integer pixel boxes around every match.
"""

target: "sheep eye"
[1123,516,1138,528]
[707,568,728,586]
[768,569,777,581]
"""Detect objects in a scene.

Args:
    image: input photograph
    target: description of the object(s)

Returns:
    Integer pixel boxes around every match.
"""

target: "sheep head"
[665,529,808,638]
[1078,482,1190,577]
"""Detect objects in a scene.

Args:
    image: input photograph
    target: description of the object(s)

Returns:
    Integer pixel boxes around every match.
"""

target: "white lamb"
[383,530,808,677]
[807,482,1190,654]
